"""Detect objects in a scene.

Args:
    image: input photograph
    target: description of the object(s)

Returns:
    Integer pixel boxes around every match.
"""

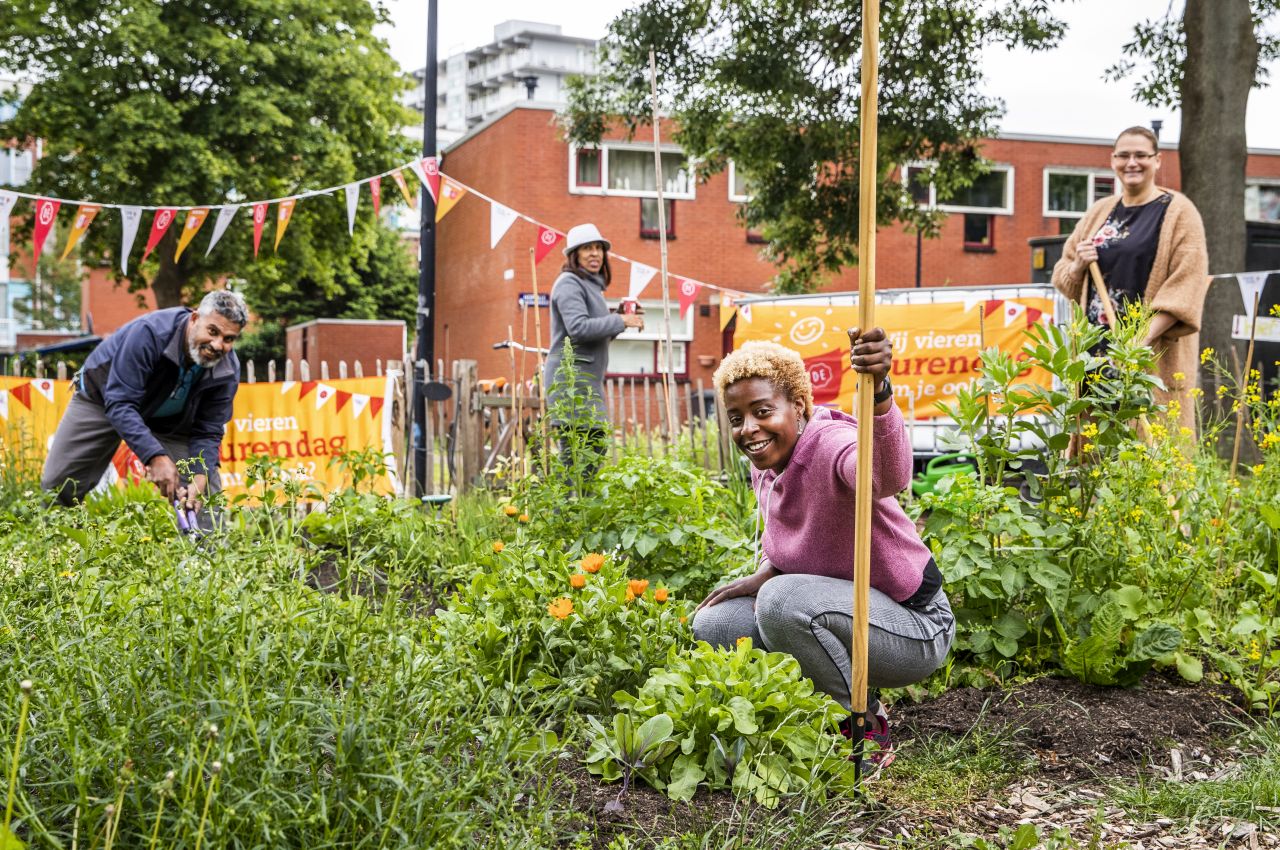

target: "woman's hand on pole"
[696,562,778,612]
[1071,239,1099,276]
[848,327,894,415]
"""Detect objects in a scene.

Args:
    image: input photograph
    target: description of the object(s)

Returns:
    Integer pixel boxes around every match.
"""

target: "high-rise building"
[406,21,597,145]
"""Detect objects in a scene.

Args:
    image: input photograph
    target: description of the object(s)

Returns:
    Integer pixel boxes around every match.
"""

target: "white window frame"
[727,160,752,203]
[606,297,695,342]
[1245,178,1280,223]
[1042,167,1116,219]
[568,142,696,200]
[903,161,1015,216]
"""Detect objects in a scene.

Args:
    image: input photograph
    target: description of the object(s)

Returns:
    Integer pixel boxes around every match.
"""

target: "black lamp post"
[413,0,438,496]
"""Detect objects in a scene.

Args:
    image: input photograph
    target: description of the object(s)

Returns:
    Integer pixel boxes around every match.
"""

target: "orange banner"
[732,297,1055,419]
[391,170,416,209]
[273,198,296,251]
[0,376,398,498]
[60,204,101,260]
[435,176,467,221]
[173,207,210,262]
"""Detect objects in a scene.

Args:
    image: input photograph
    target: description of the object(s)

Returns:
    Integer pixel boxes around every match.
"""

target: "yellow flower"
[1081,422,1099,439]
[1263,433,1280,450]
[679,615,687,625]
[1172,372,1186,383]
[580,553,605,574]
[491,540,505,553]
[1200,347,1215,364]
[518,513,530,523]
[569,573,586,589]
[624,589,636,603]
[628,579,649,597]
[1252,464,1265,475]
[1190,387,1204,399]
[502,505,518,517]
[654,587,669,603]
[547,597,573,620]
[736,636,752,648]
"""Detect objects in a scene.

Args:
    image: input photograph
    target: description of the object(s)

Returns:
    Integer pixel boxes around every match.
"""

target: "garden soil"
[570,673,1269,848]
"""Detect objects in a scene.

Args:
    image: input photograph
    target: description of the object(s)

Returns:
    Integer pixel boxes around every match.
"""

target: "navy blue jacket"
[78,307,239,471]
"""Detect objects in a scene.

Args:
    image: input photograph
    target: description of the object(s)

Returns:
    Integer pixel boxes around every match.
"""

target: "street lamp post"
[414,0,438,496]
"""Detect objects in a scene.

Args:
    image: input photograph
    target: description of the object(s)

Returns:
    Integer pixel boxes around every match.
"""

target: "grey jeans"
[692,573,955,710]
[41,394,222,507]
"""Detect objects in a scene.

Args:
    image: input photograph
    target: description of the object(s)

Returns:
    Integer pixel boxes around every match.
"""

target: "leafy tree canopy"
[0,0,417,315]
[564,0,1066,292]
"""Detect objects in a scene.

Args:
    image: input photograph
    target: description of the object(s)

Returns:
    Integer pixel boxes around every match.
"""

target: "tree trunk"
[1180,0,1260,451]
[148,251,187,308]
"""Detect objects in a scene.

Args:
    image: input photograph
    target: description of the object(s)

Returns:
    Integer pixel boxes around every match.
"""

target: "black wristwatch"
[873,377,893,405]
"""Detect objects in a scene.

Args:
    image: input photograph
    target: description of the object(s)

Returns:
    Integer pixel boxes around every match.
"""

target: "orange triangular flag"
[298,381,317,399]
[10,382,31,410]
[273,198,296,251]
[173,207,210,262]
[391,170,416,209]
[60,204,101,260]
[368,397,384,419]
[435,177,468,222]
[335,390,352,413]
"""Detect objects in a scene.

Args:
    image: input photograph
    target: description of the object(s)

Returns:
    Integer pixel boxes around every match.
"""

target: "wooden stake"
[850,0,881,774]
[1230,292,1261,480]
[508,323,522,475]
[648,50,680,445]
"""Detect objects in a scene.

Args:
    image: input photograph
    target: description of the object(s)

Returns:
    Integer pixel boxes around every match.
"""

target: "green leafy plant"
[585,639,856,806]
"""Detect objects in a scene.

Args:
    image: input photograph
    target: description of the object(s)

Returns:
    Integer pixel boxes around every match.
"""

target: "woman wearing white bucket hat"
[544,223,644,477]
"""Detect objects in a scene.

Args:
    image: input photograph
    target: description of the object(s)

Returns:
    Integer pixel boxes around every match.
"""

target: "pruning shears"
[173,501,202,537]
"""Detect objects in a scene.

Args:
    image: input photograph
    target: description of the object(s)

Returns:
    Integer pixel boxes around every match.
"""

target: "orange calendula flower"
[518,513,530,523]
[580,553,605,573]
[625,589,636,603]
[679,615,687,624]
[503,505,519,517]
[569,573,586,589]
[628,579,649,597]
[654,587,669,603]
[547,597,573,619]
[492,540,505,553]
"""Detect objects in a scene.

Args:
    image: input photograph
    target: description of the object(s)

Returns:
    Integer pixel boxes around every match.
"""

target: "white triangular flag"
[120,206,143,274]
[205,205,238,257]
[315,382,336,410]
[0,191,14,274]
[32,379,54,403]
[628,262,657,301]
[344,184,360,235]
[351,393,370,418]
[1003,301,1027,328]
[739,303,752,322]
[490,202,518,249]
[1238,272,1269,320]
[281,380,296,395]
[961,292,987,314]
[0,390,7,421]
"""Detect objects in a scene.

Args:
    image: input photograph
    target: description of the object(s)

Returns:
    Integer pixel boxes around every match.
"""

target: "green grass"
[876,721,1029,813]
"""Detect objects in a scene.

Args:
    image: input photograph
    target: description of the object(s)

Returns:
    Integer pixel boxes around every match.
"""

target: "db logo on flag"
[425,158,439,176]
[156,210,172,228]
[809,363,834,389]
[254,206,266,224]
[540,230,557,246]
[38,203,54,225]
[681,279,697,297]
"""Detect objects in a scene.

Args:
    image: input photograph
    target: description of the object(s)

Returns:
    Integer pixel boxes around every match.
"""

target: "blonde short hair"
[713,341,813,418]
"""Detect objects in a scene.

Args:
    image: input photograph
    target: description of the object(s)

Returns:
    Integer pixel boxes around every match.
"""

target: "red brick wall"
[81,266,154,334]
[284,320,407,377]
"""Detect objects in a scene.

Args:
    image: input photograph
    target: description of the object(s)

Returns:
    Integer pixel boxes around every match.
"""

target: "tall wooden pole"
[850,0,880,783]
[649,50,679,441]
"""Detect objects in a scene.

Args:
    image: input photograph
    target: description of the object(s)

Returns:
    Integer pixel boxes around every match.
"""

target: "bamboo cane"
[530,247,550,477]
[648,50,679,444]
[1088,262,1151,439]
[849,0,881,788]
[1230,292,1261,481]
[508,323,522,477]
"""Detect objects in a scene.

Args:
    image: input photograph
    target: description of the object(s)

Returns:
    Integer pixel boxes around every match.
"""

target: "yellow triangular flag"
[391,170,417,209]
[173,207,209,262]
[274,198,296,251]
[718,295,740,332]
[435,177,468,222]
[60,204,101,260]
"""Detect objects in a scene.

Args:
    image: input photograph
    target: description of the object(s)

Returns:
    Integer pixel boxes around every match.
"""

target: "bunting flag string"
[119,207,142,274]
[1237,271,1269,319]
[140,208,176,265]
[435,177,467,222]
[251,202,268,258]
[490,202,518,249]
[411,157,440,207]
[677,277,701,319]
[273,198,296,251]
[628,261,657,301]
[206,205,237,257]
[534,225,563,264]
[32,198,60,264]
[369,177,382,218]
[391,170,416,209]
[344,184,360,235]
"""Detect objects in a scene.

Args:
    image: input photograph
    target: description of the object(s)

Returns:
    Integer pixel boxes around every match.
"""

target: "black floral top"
[1087,193,1172,326]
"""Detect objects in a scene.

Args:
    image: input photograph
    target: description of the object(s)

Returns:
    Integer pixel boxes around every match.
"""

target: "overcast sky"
[376,0,1280,149]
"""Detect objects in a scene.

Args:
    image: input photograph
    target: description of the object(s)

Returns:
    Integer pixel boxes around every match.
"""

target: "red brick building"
[435,103,1280,389]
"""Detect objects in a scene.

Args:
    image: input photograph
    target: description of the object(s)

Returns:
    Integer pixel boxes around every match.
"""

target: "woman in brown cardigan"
[1051,126,1209,432]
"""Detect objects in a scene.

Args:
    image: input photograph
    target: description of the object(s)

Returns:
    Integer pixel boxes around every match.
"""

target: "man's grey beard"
[188,340,224,368]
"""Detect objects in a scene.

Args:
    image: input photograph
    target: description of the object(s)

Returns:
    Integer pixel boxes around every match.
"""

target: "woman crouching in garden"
[693,330,954,769]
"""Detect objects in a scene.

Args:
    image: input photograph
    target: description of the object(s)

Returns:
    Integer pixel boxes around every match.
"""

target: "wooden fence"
[16,356,736,497]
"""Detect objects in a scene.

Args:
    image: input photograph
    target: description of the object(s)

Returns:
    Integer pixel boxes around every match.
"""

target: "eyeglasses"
[1112,152,1156,162]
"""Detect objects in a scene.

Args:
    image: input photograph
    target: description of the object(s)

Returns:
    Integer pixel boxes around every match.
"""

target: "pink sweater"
[750,404,932,602]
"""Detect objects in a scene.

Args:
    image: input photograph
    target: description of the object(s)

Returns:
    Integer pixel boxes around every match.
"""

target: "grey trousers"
[692,574,955,710]
[41,394,222,507]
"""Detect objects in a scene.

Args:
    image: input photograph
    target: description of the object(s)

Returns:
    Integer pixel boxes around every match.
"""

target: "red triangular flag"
[420,157,441,206]
[1026,307,1044,327]
[676,277,702,319]
[335,390,352,413]
[10,382,31,410]
[32,199,61,264]
[983,299,1004,318]
[368,397,384,419]
[370,177,382,218]
[534,226,564,264]
[141,208,176,264]
[298,381,318,400]
[252,203,268,258]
